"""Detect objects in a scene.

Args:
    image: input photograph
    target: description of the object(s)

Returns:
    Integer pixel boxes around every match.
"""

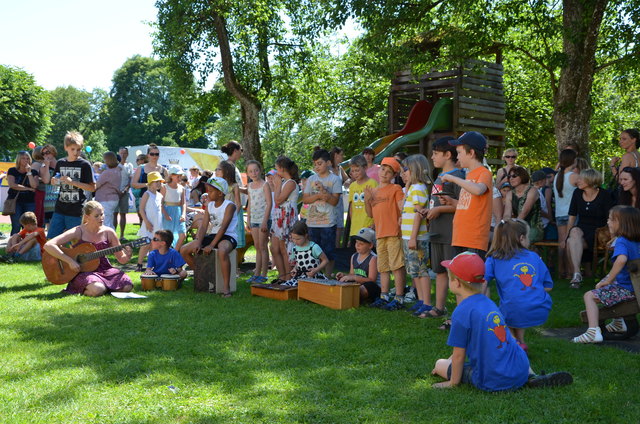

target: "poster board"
[125,146,227,172]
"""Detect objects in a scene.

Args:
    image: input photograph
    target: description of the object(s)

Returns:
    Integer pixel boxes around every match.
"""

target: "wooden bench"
[579,258,640,340]
[532,240,560,277]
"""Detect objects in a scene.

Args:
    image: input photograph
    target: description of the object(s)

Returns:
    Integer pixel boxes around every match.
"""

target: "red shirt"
[19,228,47,251]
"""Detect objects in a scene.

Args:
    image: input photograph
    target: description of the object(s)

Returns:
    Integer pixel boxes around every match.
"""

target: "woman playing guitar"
[44,201,134,296]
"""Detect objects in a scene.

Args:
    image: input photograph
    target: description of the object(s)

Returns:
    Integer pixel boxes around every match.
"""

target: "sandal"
[438,319,452,331]
[569,273,582,289]
[420,306,447,319]
[605,318,627,333]
[221,292,232,298]
[572,327,603,343]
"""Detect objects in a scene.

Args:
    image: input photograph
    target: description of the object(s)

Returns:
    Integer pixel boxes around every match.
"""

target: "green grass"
[1,223,639,423]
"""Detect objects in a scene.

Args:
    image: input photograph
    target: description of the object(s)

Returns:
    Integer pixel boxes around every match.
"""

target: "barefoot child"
[144,229,188,284]
[180,177,237,297]
[246,160,272,283]
[336,227,380,302]
[365,157,406,310]
[136,171,164,272]
[573,205,640,343]
[432,252,572,390]
[282,221,329,286]
[485,219,553,352]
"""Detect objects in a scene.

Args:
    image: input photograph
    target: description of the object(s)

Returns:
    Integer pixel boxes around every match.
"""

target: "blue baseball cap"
[449,131,487,152]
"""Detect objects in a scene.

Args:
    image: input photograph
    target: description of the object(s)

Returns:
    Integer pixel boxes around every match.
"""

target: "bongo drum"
[161,274,180,291]
[140,275,158,291]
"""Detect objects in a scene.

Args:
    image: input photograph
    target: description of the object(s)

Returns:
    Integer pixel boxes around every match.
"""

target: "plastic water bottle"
[53,172,61,186]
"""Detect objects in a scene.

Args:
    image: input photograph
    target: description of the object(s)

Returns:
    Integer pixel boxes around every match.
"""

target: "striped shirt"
[401,183,429,240]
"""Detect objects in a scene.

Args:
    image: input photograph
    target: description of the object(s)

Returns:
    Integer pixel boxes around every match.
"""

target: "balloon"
[28,142,36,149]
[85,146,93,153]
[135,150,142,156]
[180,149,186,154]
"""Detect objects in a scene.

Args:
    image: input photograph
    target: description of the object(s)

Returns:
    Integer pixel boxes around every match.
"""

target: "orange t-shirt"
[18,228,47,251]
[371,184,404,238]
[452,166,493,251]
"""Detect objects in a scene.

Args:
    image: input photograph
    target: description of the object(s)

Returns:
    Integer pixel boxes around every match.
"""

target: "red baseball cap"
[441,252,485,283]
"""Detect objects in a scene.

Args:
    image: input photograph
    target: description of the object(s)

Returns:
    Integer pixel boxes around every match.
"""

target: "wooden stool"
[193,249,237,293]
[532,240,560,277]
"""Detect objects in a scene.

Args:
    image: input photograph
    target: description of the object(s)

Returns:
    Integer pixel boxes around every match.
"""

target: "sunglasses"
[508,174,519,178]
[42,150,51,155]
[149,152,160,156]
[504,155,517,159]
[152,237,164,242]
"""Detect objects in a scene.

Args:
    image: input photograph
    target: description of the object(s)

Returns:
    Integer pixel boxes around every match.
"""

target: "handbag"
[2,173,28,216]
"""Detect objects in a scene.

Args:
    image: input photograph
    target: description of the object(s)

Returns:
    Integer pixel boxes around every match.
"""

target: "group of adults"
[491,128,640,288]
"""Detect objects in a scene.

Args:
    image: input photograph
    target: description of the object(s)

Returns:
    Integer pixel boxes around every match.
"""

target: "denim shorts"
[250,220,272,230]
[447,363,473,384]
[556,215,569,226]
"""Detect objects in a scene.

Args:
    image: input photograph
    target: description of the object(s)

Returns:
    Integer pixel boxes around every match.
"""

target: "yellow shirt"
[349,178,378,236]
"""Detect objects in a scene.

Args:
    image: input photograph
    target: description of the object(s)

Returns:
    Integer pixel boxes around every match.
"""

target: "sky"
[1,0,158,91]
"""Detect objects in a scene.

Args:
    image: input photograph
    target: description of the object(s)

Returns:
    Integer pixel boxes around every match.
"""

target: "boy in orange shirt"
[441,131,493,258]
[6,211,46,261]
[364,157,406,309]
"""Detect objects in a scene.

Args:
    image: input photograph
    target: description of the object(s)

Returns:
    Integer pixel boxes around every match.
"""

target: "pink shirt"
[366,164,380,183]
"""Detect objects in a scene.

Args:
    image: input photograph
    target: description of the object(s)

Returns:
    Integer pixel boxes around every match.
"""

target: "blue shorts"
[556,215,569,227]
[447,363,473,384]
[250,220,272,230]
[48,213,82,239]
[309,225,336,261]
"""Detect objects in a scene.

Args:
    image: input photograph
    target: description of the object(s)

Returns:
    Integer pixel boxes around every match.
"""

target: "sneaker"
[255,276,269,283]
[404,290,417,303]
[369,297,389,308]
[409,300,424,312]
[413,304,433,317]
[247,275,258,283]
[527,371,573,388]
[383,299,405,311]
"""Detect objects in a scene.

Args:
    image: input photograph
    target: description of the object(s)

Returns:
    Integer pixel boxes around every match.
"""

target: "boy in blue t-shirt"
[432,252,573,391]
[144,230,187,283]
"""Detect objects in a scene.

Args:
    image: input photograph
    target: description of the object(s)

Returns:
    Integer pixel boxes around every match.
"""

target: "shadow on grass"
[0,282,50,293]
[20,290,73,301]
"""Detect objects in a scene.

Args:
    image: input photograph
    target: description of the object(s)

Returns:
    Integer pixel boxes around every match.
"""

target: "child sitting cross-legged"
[336,227,381,302]
[144,229,187,285]
[432,252,573,391]
[6,211,46,261]
[180,177,238,297]
[281,221,329,286]
[573,205,640,343]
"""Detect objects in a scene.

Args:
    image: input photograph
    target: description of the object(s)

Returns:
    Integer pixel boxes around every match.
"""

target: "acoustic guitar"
[42,237,150,285]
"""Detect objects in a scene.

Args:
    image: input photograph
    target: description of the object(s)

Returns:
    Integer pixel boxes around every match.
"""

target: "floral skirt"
[592,284,635,308]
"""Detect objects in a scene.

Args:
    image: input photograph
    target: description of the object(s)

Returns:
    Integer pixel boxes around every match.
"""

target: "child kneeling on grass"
[282,221,329,287]
[180,177,237,298]
[336,227,380,302]
[432,252,573,391]
[573,205,640,343]
[144,229,187,285]
[6,211,46,261]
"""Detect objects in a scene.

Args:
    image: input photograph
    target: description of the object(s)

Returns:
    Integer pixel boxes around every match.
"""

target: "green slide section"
[374,98,453,163]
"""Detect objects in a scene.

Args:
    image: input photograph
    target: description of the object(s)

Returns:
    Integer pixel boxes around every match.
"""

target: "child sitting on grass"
[573,205,640,343]
[485,219,553,353]
[432,252,573,391]
[6,211,46,261]
[180,177,238,297]
[336,227,380,302]
[144,230,187,284]
[282,221,329,287]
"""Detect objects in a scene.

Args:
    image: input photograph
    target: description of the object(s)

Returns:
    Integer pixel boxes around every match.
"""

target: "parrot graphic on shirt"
[488,315,508,348]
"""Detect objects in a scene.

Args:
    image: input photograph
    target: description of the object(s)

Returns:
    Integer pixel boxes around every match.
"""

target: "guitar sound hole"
[76,256,85,264]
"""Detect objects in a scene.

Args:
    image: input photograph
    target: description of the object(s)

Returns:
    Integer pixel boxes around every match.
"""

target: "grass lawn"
[1,223,639,423]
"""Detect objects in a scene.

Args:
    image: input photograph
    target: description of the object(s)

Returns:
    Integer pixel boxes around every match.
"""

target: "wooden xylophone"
[297,278,360,310]
[250,283,298,300]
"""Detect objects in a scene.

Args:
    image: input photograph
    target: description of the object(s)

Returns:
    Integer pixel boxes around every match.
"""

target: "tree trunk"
[553,0,608,158]
[212,12,263,162]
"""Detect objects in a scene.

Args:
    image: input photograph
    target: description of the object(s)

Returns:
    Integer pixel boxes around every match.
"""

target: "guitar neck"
[80,241,136,262]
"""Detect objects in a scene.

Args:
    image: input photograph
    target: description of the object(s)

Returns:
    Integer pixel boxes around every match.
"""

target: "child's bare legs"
[392,267,406,296]
[258,229,269,276]
[180,239,202,270]
[175,232,186,251]
[216,240,233,295]
[380,271,391,297]
[137,244,150,269]
[414,276,431,305]
[431,272,449,313]
[6,234,22,253]
[17,238,38,255]
[509,327,526,344]
[572,290,603,343]
[270,236,289,280]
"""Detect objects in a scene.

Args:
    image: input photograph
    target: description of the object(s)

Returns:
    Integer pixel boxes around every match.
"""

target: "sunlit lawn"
[1,223,639,423]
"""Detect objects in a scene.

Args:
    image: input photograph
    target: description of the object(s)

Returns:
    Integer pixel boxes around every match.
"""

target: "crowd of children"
[8,127,640,393]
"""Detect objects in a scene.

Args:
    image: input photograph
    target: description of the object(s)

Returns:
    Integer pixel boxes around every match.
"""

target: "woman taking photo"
[6,151,38,235]
[44,201,133,296]
[566,169,614,288]
[502,166,543,243]
[38,144,59,228]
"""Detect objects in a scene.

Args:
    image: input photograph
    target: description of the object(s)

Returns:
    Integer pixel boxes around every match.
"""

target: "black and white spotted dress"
[282,241,327,286]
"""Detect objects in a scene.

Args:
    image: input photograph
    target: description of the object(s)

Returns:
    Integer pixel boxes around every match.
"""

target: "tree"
[0,65,51,153]
[154,0,330,161]
[106,55,207,151]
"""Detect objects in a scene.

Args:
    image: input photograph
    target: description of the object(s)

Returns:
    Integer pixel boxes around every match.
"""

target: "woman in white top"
[553,149,579,278]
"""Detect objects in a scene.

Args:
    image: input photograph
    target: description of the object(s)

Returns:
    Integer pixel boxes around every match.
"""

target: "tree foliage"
[0,65,51,153]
